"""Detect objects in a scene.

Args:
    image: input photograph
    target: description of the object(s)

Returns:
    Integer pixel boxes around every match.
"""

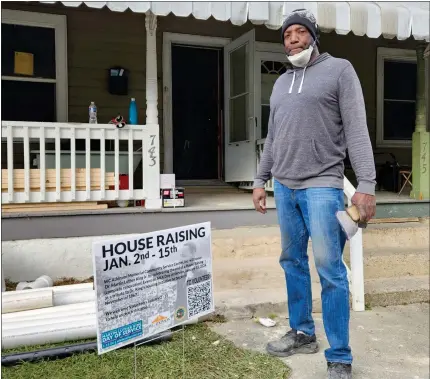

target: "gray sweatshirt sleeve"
[338,63,376,196]
[253,112,274,188]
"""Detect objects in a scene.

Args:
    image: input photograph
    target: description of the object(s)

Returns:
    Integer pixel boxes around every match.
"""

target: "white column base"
[145,198,162,210]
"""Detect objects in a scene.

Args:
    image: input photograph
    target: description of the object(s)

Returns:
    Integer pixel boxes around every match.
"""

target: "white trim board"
[376,47,416,149]
[1,9,68,122]
[162,32,231,174]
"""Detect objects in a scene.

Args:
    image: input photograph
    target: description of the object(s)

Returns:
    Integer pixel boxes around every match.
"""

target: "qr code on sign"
[187,280,212,318]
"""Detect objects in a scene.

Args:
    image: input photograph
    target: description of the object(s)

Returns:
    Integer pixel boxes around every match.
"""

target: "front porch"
[2,2,429,215]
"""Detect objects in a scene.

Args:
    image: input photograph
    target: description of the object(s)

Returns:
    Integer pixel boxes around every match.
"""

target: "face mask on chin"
[287,43,314,68]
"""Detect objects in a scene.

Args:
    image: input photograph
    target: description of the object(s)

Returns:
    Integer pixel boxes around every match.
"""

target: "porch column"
[410,44,430,200]
[144,12,161,209]
[145,12,158,125]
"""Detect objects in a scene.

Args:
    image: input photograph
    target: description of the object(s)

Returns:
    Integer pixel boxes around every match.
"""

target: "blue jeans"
[274,180,352,364]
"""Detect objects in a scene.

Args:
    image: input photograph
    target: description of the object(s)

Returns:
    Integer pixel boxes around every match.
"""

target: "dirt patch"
[53,276,94,286]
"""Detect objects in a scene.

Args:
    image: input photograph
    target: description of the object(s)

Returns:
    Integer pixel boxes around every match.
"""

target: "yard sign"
[92,222,214,354]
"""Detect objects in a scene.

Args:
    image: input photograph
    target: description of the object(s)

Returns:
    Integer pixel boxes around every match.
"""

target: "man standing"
[252,9,376,379]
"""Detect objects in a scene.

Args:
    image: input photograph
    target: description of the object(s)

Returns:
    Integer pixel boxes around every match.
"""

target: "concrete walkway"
[211,303,429,379]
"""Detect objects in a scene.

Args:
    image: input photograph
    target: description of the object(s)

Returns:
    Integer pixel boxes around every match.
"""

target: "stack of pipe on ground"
[2,281,199,350]
[2,282,96,349]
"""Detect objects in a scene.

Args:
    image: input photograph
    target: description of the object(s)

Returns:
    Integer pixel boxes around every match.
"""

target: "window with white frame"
[376,47,417,148]
[1,10,68,122]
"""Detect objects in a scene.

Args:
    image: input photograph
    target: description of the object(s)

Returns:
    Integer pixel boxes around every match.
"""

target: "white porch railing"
[257,138,365,312]
[1,121,161,209]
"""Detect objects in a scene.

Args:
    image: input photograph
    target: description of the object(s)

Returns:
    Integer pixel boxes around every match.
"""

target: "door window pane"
[2,80,56,122]
[261,105,270,139]
[2,23,56,78]
[230,44,247,96]
[229,95,248,142]
[260,61,288,138]
[261,74,279,105]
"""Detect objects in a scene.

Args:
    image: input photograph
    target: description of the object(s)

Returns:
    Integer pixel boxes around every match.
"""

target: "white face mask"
[287,43,314,68]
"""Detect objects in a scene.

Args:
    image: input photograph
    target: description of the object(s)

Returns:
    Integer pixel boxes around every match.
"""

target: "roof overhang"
[41,1,429,41]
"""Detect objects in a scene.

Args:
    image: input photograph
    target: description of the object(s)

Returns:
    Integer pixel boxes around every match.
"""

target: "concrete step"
[214,275,430,319]
[345,247,429,279]
[211,222,430,317]
[212,222,430,259]
[365,275,430,308]
[214,246,429,291]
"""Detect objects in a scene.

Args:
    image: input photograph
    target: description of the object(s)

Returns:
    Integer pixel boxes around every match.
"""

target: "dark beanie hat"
[281,9,319,46]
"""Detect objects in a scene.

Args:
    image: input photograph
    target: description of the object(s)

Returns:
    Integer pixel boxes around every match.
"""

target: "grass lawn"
[2,323,291,379]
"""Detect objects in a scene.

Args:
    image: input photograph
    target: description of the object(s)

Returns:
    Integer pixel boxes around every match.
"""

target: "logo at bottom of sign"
[148,311,173,334]
[101,320,143,349]
[175,306,186,321]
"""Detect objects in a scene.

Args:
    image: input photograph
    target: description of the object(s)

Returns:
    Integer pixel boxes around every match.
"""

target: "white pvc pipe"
[2,306,95,325]
[52,283,94,293]
[2,282,94,314]
[53,288,95,306]
[2,313,96,331]
[2,318,97,349]
[2,302,94,321]
[16,275,53,291]
[2,288,53,314]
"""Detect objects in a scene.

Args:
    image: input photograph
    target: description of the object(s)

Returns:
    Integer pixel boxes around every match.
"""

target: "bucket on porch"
[108,175,145,208]
[109,174,130,208]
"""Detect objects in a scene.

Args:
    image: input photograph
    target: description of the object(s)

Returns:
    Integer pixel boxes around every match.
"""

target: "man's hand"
[351,192,376,223]
[253,188,267,214]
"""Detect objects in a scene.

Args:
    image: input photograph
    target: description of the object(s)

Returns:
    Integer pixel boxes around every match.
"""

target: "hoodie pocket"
[272,138,325,180]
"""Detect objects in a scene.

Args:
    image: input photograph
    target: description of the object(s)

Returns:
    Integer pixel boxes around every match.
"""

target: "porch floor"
[169,187,423,212]
[2,186,428,218]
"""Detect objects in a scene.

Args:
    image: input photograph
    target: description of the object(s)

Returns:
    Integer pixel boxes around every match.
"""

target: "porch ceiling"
[41,1,429,41]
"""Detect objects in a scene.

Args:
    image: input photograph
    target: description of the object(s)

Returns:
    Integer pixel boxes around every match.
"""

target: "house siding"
[2,2,425,169]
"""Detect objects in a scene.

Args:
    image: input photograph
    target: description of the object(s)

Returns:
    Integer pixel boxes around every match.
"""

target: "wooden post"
[145,12,158,126]
[144,12,161,210]
[425,44,429,131]
[410,44,430,200]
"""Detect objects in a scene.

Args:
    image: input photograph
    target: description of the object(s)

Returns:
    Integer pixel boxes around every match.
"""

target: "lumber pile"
[1,169,115,192]
[1,168,116,213]
[2,202,108,213]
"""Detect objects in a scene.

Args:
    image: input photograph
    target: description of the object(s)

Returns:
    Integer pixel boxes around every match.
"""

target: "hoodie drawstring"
[288,67,307,94]
[288,71,296,94]
[298,66,307,94]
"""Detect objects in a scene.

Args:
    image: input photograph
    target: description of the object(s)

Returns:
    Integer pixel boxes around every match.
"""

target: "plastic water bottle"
[129,98,138,125]
[89,101,97,124]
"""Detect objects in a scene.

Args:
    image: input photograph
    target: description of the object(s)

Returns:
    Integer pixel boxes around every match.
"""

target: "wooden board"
[368,217,420,224]
[2,202,108,213]
[1,169,115,192]
[2,201,101,209]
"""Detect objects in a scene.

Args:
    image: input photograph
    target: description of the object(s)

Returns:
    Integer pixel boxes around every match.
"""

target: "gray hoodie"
[254,53,376,195]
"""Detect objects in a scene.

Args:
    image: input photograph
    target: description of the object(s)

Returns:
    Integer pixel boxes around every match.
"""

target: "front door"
[172,44,222,180]
[224,30,256,182]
